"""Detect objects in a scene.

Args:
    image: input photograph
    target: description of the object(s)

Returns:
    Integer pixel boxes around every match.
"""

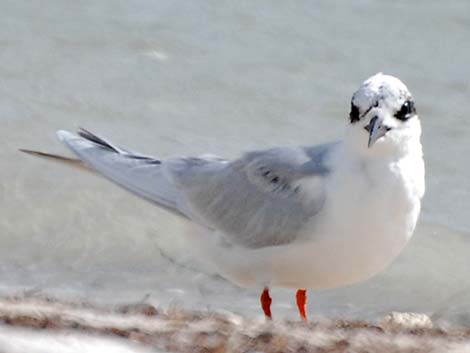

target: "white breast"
[187,145,425,291]
[290,146,425,289]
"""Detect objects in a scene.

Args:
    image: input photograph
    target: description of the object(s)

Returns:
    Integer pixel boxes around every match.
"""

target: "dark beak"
[365,116,388,148]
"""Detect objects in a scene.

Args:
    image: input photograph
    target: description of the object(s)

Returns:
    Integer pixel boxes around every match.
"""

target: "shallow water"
[1,0,470,329]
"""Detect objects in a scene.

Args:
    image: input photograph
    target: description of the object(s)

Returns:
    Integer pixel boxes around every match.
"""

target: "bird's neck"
[344,133,422,164]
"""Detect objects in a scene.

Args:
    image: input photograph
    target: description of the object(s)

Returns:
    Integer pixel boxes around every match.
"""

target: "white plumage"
[25,73,425,319]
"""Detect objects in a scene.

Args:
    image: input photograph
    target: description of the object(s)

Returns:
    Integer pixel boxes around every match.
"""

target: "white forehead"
[352,73,412,110]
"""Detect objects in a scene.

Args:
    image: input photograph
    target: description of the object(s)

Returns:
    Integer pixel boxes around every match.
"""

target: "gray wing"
[58,129,336,249]
[57,129,192,218]
[166,143,337,248]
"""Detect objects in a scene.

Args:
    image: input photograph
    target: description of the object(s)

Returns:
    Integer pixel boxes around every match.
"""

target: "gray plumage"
[51,129,336,249]
[166,144,335,248]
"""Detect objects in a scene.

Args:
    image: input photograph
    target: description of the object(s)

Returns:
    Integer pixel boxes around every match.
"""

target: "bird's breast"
[296,155,424,286]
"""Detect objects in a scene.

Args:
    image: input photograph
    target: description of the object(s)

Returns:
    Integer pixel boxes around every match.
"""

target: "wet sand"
[0,296,469,353]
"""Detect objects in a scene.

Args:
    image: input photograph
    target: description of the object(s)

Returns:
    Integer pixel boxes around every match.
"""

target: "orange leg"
[260,287,272,320]
[296,289,307,321]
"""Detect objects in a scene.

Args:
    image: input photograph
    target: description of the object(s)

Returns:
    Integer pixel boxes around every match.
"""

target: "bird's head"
[346,73,421,158]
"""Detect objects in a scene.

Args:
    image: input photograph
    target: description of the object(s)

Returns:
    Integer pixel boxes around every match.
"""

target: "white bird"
[21,73,425,321]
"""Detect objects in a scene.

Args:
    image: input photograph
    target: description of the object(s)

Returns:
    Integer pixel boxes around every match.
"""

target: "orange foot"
[296,289,307,322]
[260,287,272,320]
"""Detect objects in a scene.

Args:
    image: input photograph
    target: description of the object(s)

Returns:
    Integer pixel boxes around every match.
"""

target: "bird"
[21,73,425,321]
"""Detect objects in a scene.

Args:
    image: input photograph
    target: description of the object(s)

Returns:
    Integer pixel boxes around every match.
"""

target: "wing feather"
[167,144,335,248]
[57,130,189,219]
[55,129,335,249]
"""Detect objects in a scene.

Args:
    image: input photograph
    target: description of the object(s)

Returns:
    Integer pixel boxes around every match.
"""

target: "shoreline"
[0,296,469,352]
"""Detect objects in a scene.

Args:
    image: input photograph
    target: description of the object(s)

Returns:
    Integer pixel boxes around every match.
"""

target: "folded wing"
[57,129,190,218]
[166,144,335,248]
[58,129,335,249]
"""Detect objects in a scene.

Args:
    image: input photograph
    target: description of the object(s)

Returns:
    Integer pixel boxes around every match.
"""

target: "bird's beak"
[365,116,387,148]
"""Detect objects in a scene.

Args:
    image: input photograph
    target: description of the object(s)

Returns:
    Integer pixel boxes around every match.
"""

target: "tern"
[21,73,425,321]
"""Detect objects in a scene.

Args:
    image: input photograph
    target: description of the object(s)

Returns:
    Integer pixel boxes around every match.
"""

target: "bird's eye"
[394,100,416,121]
[349,102,360,123]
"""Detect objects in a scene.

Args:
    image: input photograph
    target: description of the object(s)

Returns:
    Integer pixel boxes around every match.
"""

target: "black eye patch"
[394,100,416,121]
[350,100,379,124]
[349,102,360,123]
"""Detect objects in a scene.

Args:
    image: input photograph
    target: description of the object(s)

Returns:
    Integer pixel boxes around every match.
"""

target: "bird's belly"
[210,191,420,290]
[198,164,422,290]
[281,173,421,289]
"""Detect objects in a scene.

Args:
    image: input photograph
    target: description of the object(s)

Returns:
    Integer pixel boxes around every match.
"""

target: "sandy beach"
[1,295,469,353]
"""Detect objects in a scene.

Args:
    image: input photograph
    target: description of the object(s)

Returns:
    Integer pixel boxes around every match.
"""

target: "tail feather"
[19,149,95,174]
[21,129,189,219]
